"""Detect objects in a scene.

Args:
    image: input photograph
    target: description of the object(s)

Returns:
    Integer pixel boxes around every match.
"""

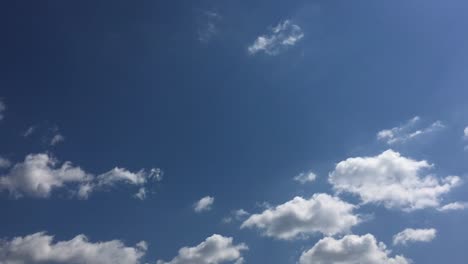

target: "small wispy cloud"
[294,171,317,184]
[438,202,468,212]
[0,157,11,169]
[194,196,214,213]
[0,99,6,121]
[222,209,249,224]
[23,126,36,137]
[50,134,65,146]
[377,116,444,145]
[393,228,437,245]
[248,20,304,55]
[197,10,221,43]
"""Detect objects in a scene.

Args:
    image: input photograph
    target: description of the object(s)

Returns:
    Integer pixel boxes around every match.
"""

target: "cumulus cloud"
[0,99,5,121]
[0,153,162,199]
[248,20,304,55]
[393,228,436,246]
[294,171,317,184]
[0,232,147,264]
[377,116,444,145]
[157,234,247,264]
[437,201,468,212]
[194,196,215,213]
[241,193,360,240]
[329,149,461,211]
[299,234,409,264]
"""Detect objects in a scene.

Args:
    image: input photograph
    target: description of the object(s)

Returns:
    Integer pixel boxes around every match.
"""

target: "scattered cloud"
[197,10,221,43]
[0,232,147,264]
[299,234,409,264]
[156,234,247,264]
[437,201,468,212]
[222,209,249,224]
[393,228,436,246]
[329,149,461,211]
[248,20,304,55]
[241,193,360,240]
[194,196,215,213]
[0,99,5,121]
[0,153,162,199]
[377,116,444,145]
[294,171,317,184]
[50,133,65,146]
[23,126,36,137]
[0,157,11,169]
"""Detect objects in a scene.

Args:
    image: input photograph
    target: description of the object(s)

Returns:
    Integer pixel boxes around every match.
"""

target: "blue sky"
[1,1,468,263]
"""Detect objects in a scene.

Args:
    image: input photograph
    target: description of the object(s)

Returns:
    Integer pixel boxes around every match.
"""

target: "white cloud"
[299,234,409,264]
[248,20,304,55]
[241,193,360,240]
[0,232,146,264]
[377,116,444,145]
[294,171,317,184]
[0,153,162,199]
[329,149,461,211]
[194,196,215,213]
[222,209,250,224]
[197,11,221,43]
[23,126,36,137]
[0,157,11,169]
[437,201,468,212]
[50,134,65,146]
[0,99,5,121]
[134,187,147,200]
[157,234,247,264]
[464,126,468,139]
[393,228,436,246]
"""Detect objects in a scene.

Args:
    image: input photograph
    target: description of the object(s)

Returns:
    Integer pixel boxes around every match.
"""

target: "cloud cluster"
[157,234,247,264]
[248,20,304,55]
[377,116,444,145]
[299,234,409,264]
[241,193,360,240]
[393,228,436,245]
[293,171,317,184]
[0,153,162,199]
[0,232,147,264]
[329,150,461,211]
[194,196,215,213]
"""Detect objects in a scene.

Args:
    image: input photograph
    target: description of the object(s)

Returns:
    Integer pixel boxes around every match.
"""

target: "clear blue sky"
[1,1,468,263]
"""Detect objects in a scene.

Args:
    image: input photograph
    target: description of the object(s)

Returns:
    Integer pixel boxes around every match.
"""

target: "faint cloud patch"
[294,171,317,184]
[248,20,304,55]
[0,99,5,121]
[377,116,444,145]
[222,209,249,224]
[197,10,222,43]
[194,195,215,213]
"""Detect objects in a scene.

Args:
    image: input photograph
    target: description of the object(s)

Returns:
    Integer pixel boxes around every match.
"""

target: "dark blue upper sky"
[1,1,468,264]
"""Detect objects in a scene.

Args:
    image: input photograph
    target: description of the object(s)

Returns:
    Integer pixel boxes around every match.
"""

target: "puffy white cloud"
[241,193,360,240]
[329,150,461,211]
[50,134,65,146]
[0,232,146,264]
[248,20,304,55]
[299,234,409,264]
[437,202,468,212]
[393,228,436,245]
[377,117,444,145]
[0,157,11,169]
[294,171,317,184]
[157,234,247,264]
[194,196,215,213]
[0,153,162,199]
[0,99,5,120]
